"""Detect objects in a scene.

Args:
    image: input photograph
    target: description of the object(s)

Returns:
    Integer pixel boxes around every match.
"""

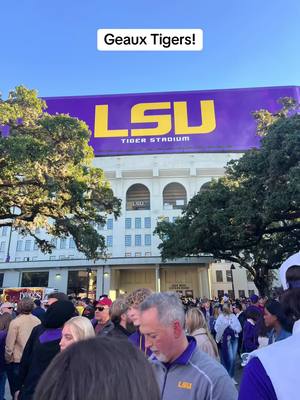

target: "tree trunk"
[254,275,269,297]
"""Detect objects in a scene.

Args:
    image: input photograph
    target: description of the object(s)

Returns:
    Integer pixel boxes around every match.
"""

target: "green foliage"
[155,99,300,295]
[0,86,121,260]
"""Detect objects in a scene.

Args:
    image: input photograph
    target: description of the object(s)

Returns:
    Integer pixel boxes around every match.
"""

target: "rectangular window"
[228,290,235,299]
[60,239,67,249]
[125,218,132,229]
[238,290,246,298]
[21,271,49,287]
[106,236,113,247]
[144,217,151,229]
[24,240,31,251]
[216,270,223,282]
[145,252,152,256]
[125,235,132,247]
[16,240,23,251]
[49,256,56,260]
[144,234,151,246]
[125,252,131,257]
[226,270,233,282]
[135,252,142,257]
[106,219,113,230]
[69,238,76,249]
[135,234,142,246]
[217,290,224,299]
[248,290,255,297]
[0,242,5,252]
[1,227,8,237]
[50,238,57,247]
[33,242,38,251]
[135,218,142,229]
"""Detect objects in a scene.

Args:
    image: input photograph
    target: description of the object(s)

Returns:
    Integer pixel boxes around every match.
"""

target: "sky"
[0,0,300,98]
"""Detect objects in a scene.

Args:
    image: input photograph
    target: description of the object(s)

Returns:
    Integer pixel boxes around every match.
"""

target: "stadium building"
[1,86,298,299]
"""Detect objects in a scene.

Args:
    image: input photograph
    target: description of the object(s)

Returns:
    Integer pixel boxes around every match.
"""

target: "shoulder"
[189,347,229,380]
[189,348,237,399]
[239,357,277,400]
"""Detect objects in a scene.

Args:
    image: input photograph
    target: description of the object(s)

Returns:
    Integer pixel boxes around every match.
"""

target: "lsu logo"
[94,100,216,138]
[178,381,193,390]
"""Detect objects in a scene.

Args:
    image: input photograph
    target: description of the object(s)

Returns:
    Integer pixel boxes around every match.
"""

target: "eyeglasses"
[95,306,107,311]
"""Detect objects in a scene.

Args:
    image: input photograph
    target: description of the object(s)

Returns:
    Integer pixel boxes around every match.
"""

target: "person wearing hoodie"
[15,300,75,400]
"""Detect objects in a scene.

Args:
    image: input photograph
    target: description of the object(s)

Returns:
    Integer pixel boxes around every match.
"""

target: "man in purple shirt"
[139,292,237,400]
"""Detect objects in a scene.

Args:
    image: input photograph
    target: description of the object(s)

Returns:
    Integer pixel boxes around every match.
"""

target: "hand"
[14,390,20,400]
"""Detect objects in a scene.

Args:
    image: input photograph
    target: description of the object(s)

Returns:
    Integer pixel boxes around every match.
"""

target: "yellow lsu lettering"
[94,101,216,138]
[178,381,193,390]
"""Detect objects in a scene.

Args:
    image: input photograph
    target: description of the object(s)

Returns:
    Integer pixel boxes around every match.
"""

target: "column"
[200,267,210,299]
[48,269,68,293]
[155,265,161,292]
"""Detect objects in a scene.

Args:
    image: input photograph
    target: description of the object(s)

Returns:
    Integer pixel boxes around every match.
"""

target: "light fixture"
[55,273,61,279]
[103,271,110,278]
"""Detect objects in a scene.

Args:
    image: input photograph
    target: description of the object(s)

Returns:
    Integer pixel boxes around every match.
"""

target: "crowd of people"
[0,251,298,399]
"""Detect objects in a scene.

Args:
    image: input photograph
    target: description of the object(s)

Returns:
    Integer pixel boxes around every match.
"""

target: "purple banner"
[44,86,299,156]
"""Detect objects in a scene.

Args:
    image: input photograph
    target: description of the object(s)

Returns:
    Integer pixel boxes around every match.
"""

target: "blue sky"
[1,0,299,98]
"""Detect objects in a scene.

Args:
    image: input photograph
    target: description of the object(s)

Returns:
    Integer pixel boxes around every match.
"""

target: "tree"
[155,99,300,296]
[0,86,121,260]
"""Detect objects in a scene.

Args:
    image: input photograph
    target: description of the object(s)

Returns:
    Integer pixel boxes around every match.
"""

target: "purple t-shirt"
[238,357,277,400]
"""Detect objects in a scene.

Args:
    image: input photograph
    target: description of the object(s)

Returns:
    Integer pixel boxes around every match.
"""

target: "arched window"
[163,183,187,210]
[126,184,150,211]
[199,181,212,193]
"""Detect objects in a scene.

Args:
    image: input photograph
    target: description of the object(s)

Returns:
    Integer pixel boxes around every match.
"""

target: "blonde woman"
[185,308,219,360]
[60,316,95,351]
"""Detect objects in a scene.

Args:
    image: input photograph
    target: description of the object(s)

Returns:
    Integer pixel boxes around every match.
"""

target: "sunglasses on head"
[95,306,106,311]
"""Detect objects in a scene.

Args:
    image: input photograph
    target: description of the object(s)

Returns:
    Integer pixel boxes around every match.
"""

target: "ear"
[173,320,183,339]
[120,313,127,323]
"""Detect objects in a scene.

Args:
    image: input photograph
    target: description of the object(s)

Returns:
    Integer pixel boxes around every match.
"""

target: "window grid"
[106,219,113,230]
[125,218,132,229]
[135,218,142,229]
[107,236,113,247]
[24,240,31,251]
[60,239,67,249]
[216,270,223,282]
[1,227,8,237]
[144,234,152,246]
[144,217,151,228]
[135,234,142,246]
[125,235,132,247]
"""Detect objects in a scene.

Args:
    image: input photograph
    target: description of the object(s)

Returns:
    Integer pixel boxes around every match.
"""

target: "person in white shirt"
[214,303,242,384]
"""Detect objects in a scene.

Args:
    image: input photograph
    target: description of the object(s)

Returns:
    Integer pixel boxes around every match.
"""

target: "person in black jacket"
[15,300,75,400]
[107,296,135,339]
[233,302,246,355]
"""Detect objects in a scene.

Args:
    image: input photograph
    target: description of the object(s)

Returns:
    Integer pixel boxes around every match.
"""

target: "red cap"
[97,297,112,307]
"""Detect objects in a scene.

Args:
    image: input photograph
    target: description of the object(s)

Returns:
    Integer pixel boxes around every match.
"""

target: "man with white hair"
[139,292,237,400]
